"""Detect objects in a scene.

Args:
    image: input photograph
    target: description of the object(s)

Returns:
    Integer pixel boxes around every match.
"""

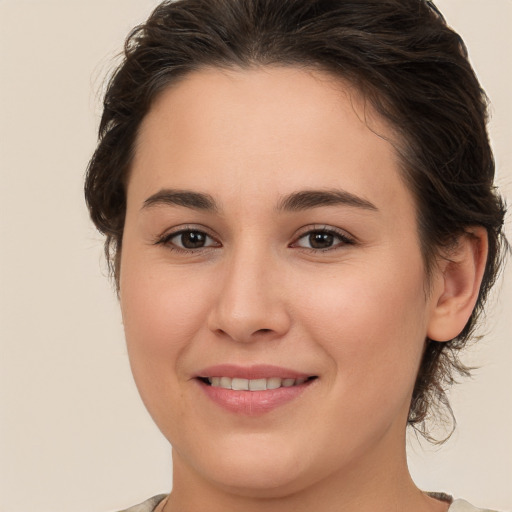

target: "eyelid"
[290,225,356,249]
[154,224,221,250]
[152,223,355,252]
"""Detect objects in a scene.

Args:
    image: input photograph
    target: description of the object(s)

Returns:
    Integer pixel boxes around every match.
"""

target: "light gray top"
[449,499,500,512]
[116,494,501,512]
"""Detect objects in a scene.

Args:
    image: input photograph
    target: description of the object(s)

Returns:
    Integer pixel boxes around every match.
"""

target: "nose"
[207,247,292,343]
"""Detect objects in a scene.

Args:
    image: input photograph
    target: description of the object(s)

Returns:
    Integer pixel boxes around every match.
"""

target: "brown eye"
[294,229,353,251]
[165,230,219,250]
[179,231,207,249]
[308,232,335,249]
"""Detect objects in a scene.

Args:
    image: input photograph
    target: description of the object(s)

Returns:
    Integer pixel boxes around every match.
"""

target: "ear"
[427,227,488,342]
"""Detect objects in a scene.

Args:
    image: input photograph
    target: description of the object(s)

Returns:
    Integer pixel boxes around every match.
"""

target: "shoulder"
[115,494,168,512]
[448,498,503,512]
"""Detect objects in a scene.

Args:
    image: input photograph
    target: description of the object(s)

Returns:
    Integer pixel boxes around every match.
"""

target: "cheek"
[119,259,218,439]
[295,257,428,402]
[119,248,214,389]
[122,279,208,350]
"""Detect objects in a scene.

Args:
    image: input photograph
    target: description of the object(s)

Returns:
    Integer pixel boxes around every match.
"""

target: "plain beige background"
[0,1,511,511]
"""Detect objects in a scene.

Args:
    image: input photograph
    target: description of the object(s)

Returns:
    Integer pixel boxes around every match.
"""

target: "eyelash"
[154,226,220,254]
[154,225,355,254]
[291,226,355,252]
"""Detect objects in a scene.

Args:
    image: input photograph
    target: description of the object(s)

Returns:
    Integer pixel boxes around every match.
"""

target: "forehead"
[130,66,413,219]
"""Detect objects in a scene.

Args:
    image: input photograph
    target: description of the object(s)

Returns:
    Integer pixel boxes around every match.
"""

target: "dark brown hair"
[85,0,507,441]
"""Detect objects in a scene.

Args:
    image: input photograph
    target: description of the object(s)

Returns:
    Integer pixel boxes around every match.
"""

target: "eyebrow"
[141,188,377,213]
[142,189,218,212]
[276,189,378,212]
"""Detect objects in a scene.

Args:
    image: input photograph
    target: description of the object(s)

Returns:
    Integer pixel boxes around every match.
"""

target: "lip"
[195,364,317,416]
[196,364,312,380]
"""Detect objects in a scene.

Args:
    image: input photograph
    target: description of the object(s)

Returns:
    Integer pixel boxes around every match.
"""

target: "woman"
[85,1,507,511]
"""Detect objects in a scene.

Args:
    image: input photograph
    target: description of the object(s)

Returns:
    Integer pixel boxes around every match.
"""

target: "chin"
[208,464,311,499]
[180,434,316,497]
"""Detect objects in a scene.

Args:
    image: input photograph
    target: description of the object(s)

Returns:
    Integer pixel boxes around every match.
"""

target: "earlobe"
[427,227,488,342]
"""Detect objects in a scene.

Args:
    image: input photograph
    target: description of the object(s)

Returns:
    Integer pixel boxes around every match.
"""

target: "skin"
[119,67,487,512]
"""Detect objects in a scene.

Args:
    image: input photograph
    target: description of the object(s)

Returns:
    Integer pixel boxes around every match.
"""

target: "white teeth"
[219,377,232,389]
[206,376,311,390]
[266,377,282,389]
[248,378,267,391]
[231,378,249,390]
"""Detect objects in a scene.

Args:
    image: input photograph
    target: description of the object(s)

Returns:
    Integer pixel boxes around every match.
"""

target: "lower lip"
[197,379,314,415]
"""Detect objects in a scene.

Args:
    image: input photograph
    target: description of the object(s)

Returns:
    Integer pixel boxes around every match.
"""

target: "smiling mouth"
[198,376,318,391]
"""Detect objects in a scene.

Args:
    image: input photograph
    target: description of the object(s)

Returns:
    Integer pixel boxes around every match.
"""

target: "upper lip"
[196,364,314,380]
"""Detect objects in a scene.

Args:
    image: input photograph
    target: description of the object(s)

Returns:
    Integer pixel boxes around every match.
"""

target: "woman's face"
[120,67,443,496]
